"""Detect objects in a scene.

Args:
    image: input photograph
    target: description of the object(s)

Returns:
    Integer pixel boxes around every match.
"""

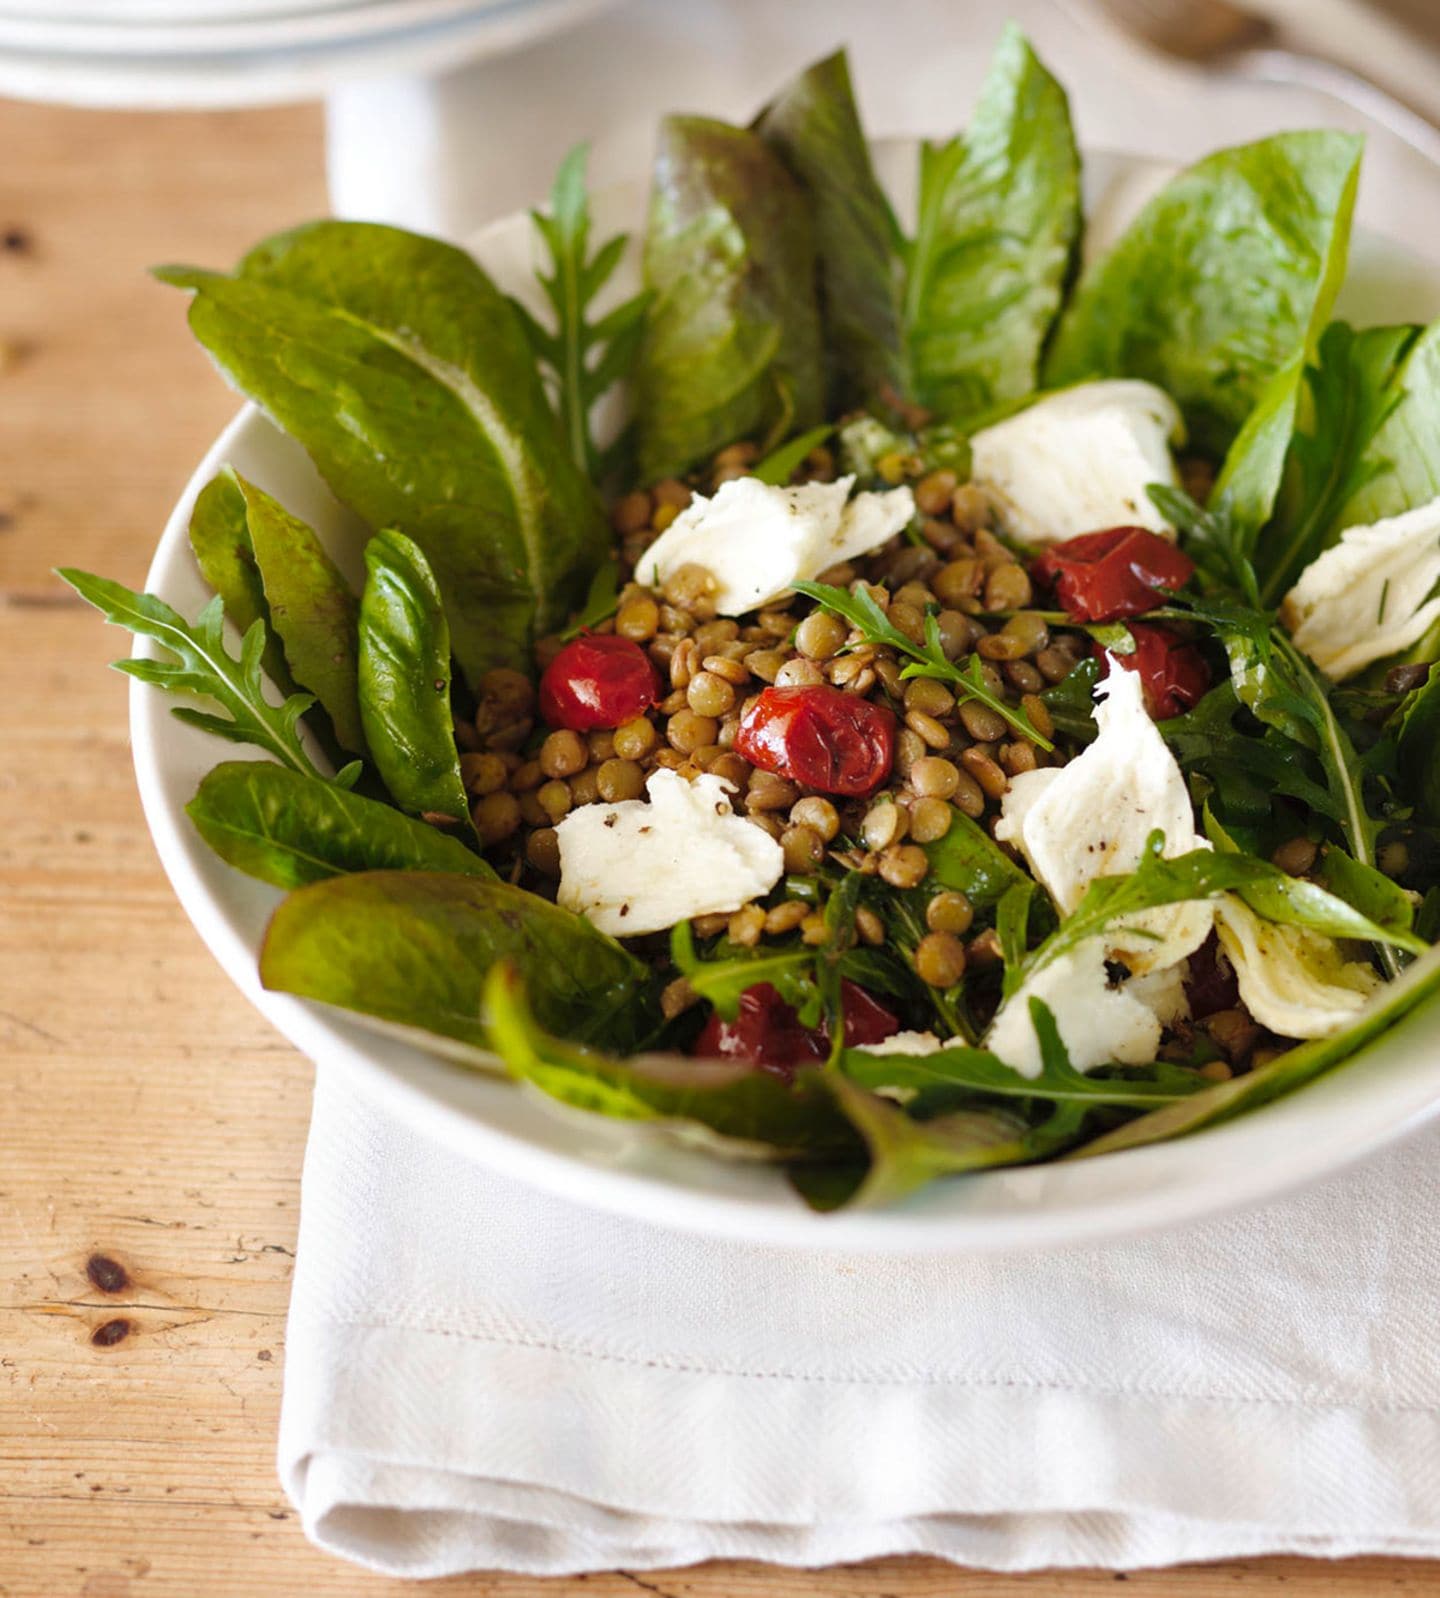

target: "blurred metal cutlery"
[1073,0,1440,168]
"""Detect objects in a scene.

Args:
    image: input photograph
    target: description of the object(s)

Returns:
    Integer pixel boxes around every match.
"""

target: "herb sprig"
[792,579,1053,749]
[59,569,351,786]
[511,143,650,480]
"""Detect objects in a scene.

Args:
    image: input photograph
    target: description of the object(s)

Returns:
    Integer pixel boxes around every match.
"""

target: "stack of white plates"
[0,0,615,108]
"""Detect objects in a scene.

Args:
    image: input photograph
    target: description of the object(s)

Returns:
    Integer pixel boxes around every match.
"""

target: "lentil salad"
[63,27,1440,1208]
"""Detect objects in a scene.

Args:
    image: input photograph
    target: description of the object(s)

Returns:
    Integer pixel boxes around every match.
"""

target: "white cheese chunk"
[969,379,1183,544]
[852,1030,946,1057]
[1281,493,1440,681]
[987,938,1163,1078]
[636,474,915,616]
[555,769,783,936]
[995,661,1211,975]
[1213,895,1381,1039]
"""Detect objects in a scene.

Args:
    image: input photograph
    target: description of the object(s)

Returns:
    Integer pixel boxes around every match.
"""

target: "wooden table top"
[2,93,1436,1597]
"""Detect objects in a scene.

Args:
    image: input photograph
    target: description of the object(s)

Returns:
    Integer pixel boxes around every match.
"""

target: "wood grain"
[0,92,1435,1597]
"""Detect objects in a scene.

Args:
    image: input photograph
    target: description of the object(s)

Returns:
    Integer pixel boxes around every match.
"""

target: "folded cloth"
[280,1067,1440,1577]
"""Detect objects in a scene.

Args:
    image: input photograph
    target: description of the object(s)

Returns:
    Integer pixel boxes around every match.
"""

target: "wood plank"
[1,90,1436,1598]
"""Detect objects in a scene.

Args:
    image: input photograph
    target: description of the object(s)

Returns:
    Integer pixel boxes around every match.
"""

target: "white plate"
[0,0,538,56]
[132,143,1440,1253]
[0,0,612,108]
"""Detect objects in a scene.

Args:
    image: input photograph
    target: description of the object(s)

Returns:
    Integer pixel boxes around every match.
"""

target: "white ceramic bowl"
[132,143,1440,1252]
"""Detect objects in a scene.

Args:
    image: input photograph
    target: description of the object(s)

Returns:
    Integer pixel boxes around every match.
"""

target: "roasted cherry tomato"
[1093,622,1209,720]
[538,632,660,731]
[734,684,896,797]
[692,980,901,1077]
[1033,526,1194,623]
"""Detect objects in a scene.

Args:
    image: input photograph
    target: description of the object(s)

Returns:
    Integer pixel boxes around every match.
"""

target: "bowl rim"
[130,143,1440,1254]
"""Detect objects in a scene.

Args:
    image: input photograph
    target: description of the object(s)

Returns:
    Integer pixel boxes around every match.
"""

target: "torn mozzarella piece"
[1213,895,1381,1039]
[1126,962,1191,1028]
[1280,493,1440,681]
[555,769,783,936]
[851,1030,946,1057]
[987,939,1163,1078]
[969,379,1183,545]
[994,661,1211,975]
[636,474,915,616]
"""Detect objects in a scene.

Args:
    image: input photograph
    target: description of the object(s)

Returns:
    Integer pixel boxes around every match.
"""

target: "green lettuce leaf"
[259,871,657,1052]
[1395,663,1440,826]
[357,529,476,842]
[634,115,824,482]
[1047,131,1363,458]
[234,474,366,757]
[1340,318,1440,526]
[755,49,907,412]
[187,761,495,889]
[156,221,607,682]
[904,24,1079,420]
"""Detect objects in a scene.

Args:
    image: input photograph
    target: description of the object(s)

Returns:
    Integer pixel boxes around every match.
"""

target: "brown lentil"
[856,907,886,946]
[894,727,927,777]
[984,563,1032,611]
[611,490,653,534]
[658,688,688,715]
[518,791,548,828]
[587,729,616,762]
[1036,645,1079,684]
[539,729,587,778]
[906,708,952,751]
[933,558,983,609]
[915,930,967,988]
[703,653,750,685]
[473,790,521,845]
[926,890,975,936]
[800,911,831,946]
[775,657,826,688]
[569,767,602,805]
[879,843,929,890]
[904,677,955,718]
[615,594,660,640]
[782,825,825,873]
[686,671,736,717]
[958,699,1007,742]
[660,976,698,1019]
[744,647,787,683]
[795,609,849,660]
[764,900,810,936]
[728,903,766,947]
[667,709,719,753]
[909,796,953,843]
[967,927,1003,966]
[596,757,646,802]
[710,752,750,789]
[915,468,959,517]
[536,779,572,823]
[951,769,986,818]
[663,562,717,617]
[911,755,960,799]
[951,482,991,533]
[460,751,508,795]
[612,715,658,760]
[525,827,561,874]
[1272,836,1319,876]
[961,746,1009,800]
[746,770,799,812]
[862,801,907,851]
[511,759,544,792]
[887,601,927,645]
[1005,659,1045,695]
[790,795,840,842]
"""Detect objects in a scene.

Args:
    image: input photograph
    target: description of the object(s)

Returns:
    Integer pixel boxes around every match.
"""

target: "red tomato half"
[1093,623,1209,721]
[735,685,896,797]
[692,980,901,1078]
[538,633,660,731]
[1033,527,1194,623]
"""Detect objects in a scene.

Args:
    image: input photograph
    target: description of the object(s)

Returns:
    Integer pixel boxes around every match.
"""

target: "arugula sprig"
[792,579,1053,750]
[511,143,650,480]
[1148,482,1261,608]
[59,568,351,786]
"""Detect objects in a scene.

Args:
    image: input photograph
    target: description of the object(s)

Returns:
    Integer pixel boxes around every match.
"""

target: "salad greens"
[62,28,1440,1212]
[635,116,824,481]
[904,23,1080,420]
[156,221,608,683]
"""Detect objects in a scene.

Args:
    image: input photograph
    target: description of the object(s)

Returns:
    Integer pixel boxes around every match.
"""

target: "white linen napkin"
[283,0,1440,1576]
[281,1069,1440,1577]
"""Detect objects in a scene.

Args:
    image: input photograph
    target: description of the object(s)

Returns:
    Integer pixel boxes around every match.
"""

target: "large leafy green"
[1395,664,1440,827]
[357,530,475,841]
[1075,943,1440,1157]
[156,221,607,682]
[187,467,297,697]
[1341,319,1440,526]
[57,568,338,783]
[1251,322,1415,605]
[922,809,1032,912]
[754,49,907,412]
[485,966,859,1161]
[235,474,366,757]
[188,761,494,889]
[510,143,649,480]
[904,24,1079,420]
[1047,131,1363,458]
[634,115,823,482]
[260,871,657,1052]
